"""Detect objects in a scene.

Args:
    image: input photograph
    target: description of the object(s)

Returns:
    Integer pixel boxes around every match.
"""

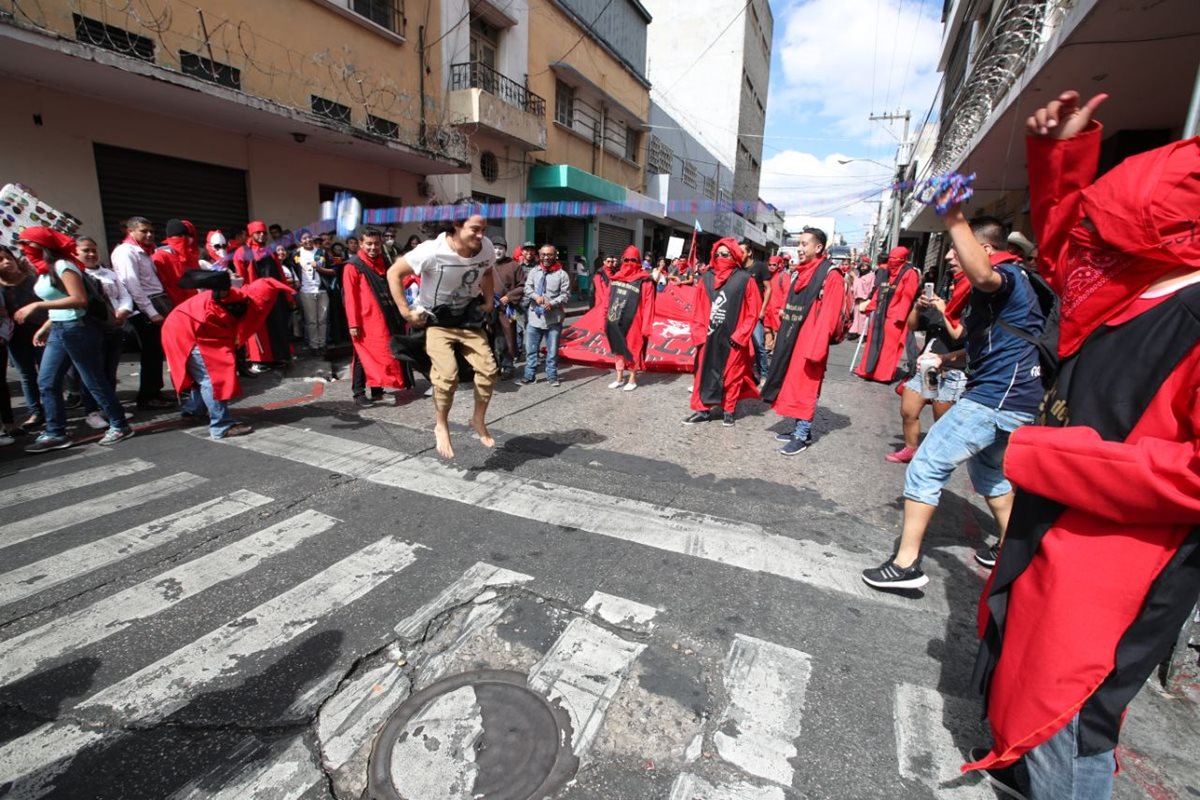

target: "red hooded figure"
[763,256,790,332]
[966,114,1200,782]
[343,241,409,391]
[153,219,200,307]
[603,245,656,372]
[232,220,291,364]
[687,238,761,419]
[854,245,918,382]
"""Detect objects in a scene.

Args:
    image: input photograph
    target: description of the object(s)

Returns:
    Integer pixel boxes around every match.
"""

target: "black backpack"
[81,271,119,329]
[998,267,1060,388]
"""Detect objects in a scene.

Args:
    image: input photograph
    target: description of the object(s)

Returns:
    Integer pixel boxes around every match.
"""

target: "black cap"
[179,269,231,291]
[522,240,537,249]
[492,236,507,248]
[165,219,188,238]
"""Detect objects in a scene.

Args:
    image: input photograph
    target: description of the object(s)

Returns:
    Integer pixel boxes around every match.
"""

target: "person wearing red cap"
[604,245,656,391]
[232,220,292,373]
[152,219,200,307]
[163,269,294,439]
[682,238,761,426]
[761,254,789,356]
[961,91,1200,800]
[761,227,846,455]
[854,245,919,382]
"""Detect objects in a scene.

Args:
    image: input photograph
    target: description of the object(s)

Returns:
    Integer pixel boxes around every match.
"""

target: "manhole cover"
[368,669,579,800]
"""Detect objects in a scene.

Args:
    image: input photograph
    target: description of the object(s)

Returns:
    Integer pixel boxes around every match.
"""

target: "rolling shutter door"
[598,223,633,260]
[93,143,249,252]
[534,217,587,262]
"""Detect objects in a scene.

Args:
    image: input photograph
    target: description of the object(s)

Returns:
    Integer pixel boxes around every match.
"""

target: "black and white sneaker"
[682,411,712,425]
[861,558,929,590]
[722,412,735,427]
[968,747,1028,800]
[975,543,1000,569]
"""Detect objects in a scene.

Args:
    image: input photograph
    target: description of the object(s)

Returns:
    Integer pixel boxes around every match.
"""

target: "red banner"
[559,284,700,372]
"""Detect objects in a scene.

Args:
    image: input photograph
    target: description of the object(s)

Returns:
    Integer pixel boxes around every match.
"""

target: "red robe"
[768,267,847,420]
[854,266,918,382]
[689,272,762,413]
[232,243,290,363]
[762,269,790,331]
[605,273,657,371]
[162,279,293,401]
[152,222,200,307]
[967,127,1200,773]
[342,255,408,390]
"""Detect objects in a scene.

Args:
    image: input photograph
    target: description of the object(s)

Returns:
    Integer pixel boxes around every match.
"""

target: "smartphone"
[923,282,935,299]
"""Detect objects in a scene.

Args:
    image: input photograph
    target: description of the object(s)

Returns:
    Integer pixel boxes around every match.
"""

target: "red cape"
[689,273,761,412]
[853,266,918,381]
[605,277,656,370]
[763,269,790,331]
[560,283,698,372]
[769,268,847,419]
[342,258,408,390]
[162,279,293,401]
[153,223,200,307]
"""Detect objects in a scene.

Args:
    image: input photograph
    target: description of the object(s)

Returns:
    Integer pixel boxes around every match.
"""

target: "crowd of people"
[0,88,1195,800]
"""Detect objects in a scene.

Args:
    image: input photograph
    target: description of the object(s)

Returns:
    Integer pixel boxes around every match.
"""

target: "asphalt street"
[0,337,1196,800]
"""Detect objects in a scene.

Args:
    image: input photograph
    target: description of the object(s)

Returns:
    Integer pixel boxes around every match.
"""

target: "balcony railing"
[450,62,546,118]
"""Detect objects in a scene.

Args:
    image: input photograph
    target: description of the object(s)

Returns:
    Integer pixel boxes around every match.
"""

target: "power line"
[529,0,617,78]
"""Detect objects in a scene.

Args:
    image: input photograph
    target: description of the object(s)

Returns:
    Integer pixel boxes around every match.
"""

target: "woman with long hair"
[0,244,46,433]
[75,236,134,430]
[14,227,134,452]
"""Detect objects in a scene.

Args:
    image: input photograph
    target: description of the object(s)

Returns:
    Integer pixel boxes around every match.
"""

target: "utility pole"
[869,111,910,251]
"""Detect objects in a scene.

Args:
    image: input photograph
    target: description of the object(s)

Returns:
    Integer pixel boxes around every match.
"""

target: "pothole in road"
[367,669,578,800]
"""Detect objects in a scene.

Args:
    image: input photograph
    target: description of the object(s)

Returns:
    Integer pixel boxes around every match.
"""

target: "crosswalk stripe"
[202,425,946,613]
[0,509,336,690]
[168,735,322,800]
[0,490,273,609]
[668,772,787,800]
[0,448,102,480]
[393,561,535,642]
[0,458,155,510]
[0,471,203,550]
[0,535,421,790]
[0,722,105,790]
[583,591,660,632]
[712,634,812,788]
[528,616,646,757]
[893,684,990,798]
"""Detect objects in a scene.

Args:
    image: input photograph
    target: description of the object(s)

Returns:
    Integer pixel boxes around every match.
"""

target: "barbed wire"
[2,0,468,161]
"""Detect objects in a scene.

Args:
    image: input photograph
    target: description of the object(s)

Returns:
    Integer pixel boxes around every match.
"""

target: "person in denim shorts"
[862,215,1046,590]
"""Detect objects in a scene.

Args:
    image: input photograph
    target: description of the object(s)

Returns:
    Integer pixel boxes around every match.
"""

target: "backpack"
[997,267,1060,389]
[82,271,119,328]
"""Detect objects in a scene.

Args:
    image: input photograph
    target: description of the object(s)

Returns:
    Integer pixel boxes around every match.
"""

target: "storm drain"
[367,669,579,800]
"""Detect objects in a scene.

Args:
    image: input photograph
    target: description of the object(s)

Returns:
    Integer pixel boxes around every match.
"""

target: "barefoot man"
[386,210,499,458]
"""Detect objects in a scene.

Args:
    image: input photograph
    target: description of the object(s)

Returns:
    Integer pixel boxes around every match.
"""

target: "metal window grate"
[450,62,546,117]
[311,95,352,124]
[352,0,406,35]
[647,136,673,175]
[682,160,697,189]
[180,51,241,90]
[72,13,154,62]
[367,114,400,139]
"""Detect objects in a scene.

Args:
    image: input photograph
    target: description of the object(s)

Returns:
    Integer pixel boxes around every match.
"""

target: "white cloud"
[759,150,894,247]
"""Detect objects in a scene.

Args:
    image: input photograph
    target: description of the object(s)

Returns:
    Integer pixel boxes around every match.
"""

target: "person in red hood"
[152,219,200,307]
[343,228,410,406]
[682,237,761,426]
[604,245,656,391]
[760,227,847,455]
[163,269,293,438]
[962,91,1200,800]
[761,254,790,353]
[854,245,919,381]
[232,220,292,372]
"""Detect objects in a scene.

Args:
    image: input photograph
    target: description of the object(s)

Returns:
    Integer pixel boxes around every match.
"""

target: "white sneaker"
[84,411,109,430]
[622,382,638,392]
[607,380,624,389]
[423,386,434,398]
[0,433,14,446]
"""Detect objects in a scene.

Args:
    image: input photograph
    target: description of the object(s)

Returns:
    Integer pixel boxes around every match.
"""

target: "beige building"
[0,0,469,252]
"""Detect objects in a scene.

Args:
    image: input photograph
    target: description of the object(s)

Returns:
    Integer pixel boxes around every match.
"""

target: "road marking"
[528,616,646,757]
[169,735,323,800]
[893,683,989,798]
[394,561,535,642]
[712,634,812,787]
[0,536,421,789]
[204,425,945,613]
[583,591,660,632]
[0,509,336,690]
[0,458,155,510]
[668,772,786,800]
[388,685,482,800]
[0,490,272,608]
[0,448,102,480]
[0,471,203,550]
[0,722,105,792]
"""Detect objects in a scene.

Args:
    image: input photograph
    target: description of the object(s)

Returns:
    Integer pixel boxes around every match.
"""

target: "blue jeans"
[792,418,812,441]
[1025,713,1115,799]
[81,327,125,414]
[752,319,768,378]
[180,347,237,439]
[39,319,129,437]
[904,397,1034,506]
[524,323,561,381]
[8,332,43,420]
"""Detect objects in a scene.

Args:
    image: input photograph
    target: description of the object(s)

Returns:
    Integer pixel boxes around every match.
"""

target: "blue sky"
[758,0,945,245]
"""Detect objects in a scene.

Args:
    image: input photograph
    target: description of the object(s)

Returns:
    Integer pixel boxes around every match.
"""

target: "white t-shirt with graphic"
[405,233,494,313]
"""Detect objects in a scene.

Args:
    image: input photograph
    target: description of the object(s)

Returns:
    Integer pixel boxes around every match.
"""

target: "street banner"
[559,284,700,372]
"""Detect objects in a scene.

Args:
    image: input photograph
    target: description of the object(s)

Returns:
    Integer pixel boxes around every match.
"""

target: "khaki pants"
[426,326,498,411]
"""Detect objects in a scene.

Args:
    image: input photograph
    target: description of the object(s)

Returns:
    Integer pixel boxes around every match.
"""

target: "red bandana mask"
[709,237,745,287]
